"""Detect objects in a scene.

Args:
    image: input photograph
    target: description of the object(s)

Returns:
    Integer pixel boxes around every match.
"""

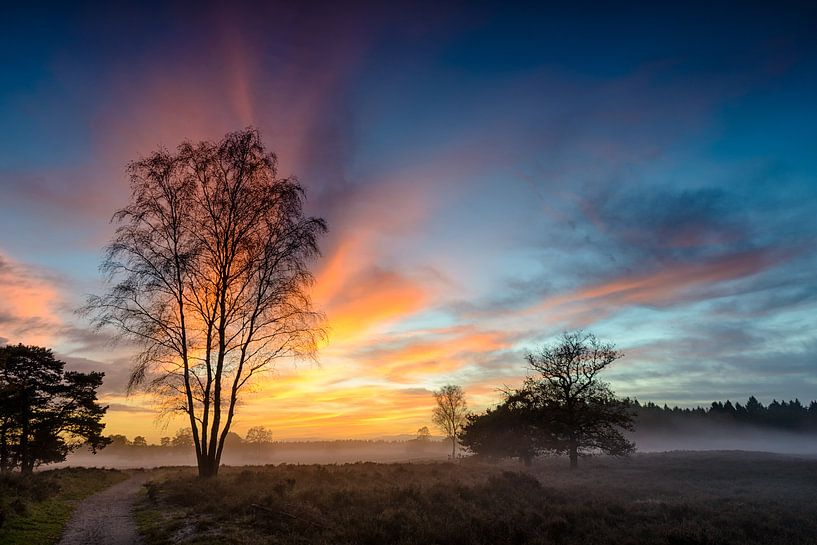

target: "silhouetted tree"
[107,434,130,448]
[633,395,817,432]
[432,385,468,459]
[85,128,327,477]
[415,426,431,442]
[245,426,273,458]
[132,436,148,447]
[517,331,634,469]
[0,344,110,474]
[171,427,194,448]
[245,426,273,445]
[460,399,540,466]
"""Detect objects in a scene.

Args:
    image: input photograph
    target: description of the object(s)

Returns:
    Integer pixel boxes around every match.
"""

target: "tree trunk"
[451,436,456,460]
[19,392,30,475]
[0,423,7,472]
[198,455,218,478]
[568,436,578,470]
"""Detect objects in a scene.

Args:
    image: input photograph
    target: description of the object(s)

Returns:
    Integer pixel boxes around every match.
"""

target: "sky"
[1,1,816,442]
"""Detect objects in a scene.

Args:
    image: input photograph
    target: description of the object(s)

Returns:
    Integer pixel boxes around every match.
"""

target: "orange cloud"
[322,270,428,347]
[349,326,512,383]
[523,248,789,327]
[0,251,64,346]
[311,228,434,349]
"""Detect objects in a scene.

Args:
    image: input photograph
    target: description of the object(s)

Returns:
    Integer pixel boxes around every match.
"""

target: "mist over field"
[58,425,817,470]
[630,424,817,455]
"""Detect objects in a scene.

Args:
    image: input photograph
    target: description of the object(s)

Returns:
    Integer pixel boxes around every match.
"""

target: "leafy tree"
[171,427,194,448]
[107,434,129,448]
[132,436,148,447]
[245,426,273,445]
[0,344,110,474]
[432,385,468,459]
[246,426,273,458]
[85,128,327,477]
[460,399,541,466]
[514,331,634,469]
[160,436,171,447]
[408,426,432,453]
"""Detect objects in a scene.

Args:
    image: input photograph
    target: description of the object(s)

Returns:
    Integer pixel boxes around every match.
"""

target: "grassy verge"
[136,452,817,545]
[0,467,129,545]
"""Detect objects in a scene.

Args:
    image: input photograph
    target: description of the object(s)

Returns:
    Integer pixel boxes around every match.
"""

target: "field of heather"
[136,451,817,545]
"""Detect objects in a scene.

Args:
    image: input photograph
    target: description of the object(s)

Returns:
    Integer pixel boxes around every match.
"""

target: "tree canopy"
[462,331,634,469]
[0,344,109,474]
[460,400,542,466]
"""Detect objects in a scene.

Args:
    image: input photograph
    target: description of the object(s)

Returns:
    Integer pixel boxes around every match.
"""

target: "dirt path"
[58,471,151,545]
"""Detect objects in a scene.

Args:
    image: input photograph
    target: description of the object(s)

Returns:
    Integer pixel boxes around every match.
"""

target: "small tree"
[107,434,129,449]
[432,385,467,459]
[245,426,273,445]
[0,345,110,474]
[518,331,634,469]
[132,436,148,447]
[171,427,194,448]
[246,426,273,459]
[415,426,431,442]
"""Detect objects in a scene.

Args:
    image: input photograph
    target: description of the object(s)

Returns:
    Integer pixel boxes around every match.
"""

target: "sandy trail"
[58,471,151,545]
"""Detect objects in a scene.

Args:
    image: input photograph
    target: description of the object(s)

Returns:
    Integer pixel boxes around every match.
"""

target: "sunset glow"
[1,2,816,443]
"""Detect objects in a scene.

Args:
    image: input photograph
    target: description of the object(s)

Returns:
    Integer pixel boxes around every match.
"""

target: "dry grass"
[137,451,817,545]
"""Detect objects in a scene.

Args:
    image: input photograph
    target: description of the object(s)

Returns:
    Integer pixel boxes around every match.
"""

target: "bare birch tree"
[85,128,326,477]
[432,384,467,459]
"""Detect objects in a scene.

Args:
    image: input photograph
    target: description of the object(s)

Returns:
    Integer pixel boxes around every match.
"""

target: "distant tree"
[245,426,274,445]
[107,434,130,448]
[160,436,171,447]
[171,427,194,448]
[85,129,327,478]
[0,344,110,474]
[415,426,431,442]
[432,385,468,459]
[632,395,817,432]
[132,436,148,447]
[246,426,273,459]
[517,331,634,469]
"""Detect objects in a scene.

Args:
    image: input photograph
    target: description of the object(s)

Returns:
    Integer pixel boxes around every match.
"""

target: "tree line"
[106,426,272,450]
[633,397,817,432]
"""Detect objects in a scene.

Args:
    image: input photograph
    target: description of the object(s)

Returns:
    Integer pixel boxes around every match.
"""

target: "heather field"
[136,451,817,545]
